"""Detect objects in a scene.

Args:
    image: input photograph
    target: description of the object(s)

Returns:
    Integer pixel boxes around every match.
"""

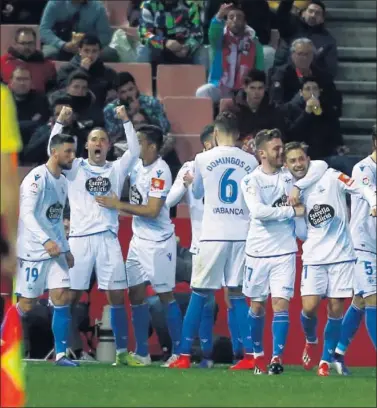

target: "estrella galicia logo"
[85,176,111,196]
[308,204,335,228]
[46,202,63,224]
[272,194,288,207]
[129,185,142,205]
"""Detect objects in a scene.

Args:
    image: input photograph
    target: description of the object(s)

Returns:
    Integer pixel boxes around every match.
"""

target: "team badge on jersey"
[130,185,142,205]
[151,178,165,191]
[85,176,111,196]
[30,182,39,194]
[46,202,64,224]
[338,173,354,187]
[308,204,335,228]
[362,176,370,185]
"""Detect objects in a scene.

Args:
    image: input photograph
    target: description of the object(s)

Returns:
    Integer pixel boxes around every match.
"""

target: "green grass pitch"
[25,362,376,407]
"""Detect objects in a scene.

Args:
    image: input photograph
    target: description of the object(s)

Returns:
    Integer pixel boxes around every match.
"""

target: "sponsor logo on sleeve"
[308,204,335,228]
[338,173,354,187]
[151,178,165,192]
[30,182,39,194]
[362,176,370,185]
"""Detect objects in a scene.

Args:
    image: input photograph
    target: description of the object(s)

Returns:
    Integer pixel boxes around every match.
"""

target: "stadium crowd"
[0,0,376,378]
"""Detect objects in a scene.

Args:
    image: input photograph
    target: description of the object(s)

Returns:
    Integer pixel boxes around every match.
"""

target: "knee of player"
[18,297,37,313]
[302,296,321,317]
[129,284,146,305]
[49,288,70,306]
[271,297,290,313]
[364,293,376,307]
[157,291,175,304]
[327,298,345,318]
[106,289,125,306]
[249,300,266,316]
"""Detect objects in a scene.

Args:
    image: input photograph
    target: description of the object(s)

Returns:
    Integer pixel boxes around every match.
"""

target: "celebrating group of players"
[12,103,376,376]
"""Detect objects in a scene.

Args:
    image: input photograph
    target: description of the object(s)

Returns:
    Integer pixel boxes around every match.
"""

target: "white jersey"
[166,161,203,254]
[129,157,174,241]
[48,122,139,237]
[17,165,69,261]
[241,161,328,257]
[350,156,376,254]
[300,168,376,265]
[192,146,258,241]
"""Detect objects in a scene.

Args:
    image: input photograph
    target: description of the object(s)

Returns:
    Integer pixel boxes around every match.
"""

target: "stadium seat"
[1,24,40,55]
[163,97,213,134]
[219,98,236,112]
[156,64,206,99]
[106,63,152,96]
[174,134,203,164]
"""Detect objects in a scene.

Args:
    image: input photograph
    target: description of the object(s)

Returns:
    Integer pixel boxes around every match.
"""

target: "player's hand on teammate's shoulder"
[293,204,305,217]
[370,206,377,217]
[288,186,301,206]
[57,106,73,125]
[183,171,194,188]
[95,191,121,210]
[115,105,129,122]
[65,251,75,269]
[44,240,61,257]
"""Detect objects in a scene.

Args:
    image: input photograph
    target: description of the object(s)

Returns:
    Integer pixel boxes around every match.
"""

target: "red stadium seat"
[156,64,206,99]
[106,63,152,96]
[163,97,213,134]
[174,134,203,164]
[1,24,40,55]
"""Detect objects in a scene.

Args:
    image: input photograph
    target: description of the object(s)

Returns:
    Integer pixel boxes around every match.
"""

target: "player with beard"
[12,133,77,366]
[284,141,376,376]
[48,105,141,367]
[241,130,328,374]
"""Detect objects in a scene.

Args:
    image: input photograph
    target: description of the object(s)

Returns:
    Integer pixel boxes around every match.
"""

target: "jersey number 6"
[219,168,238,204]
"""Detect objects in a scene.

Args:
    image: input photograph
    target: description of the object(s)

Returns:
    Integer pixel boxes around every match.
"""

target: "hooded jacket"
[0,47,56,93]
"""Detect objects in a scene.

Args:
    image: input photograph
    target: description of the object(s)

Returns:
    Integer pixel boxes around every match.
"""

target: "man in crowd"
[333,125,377,375]
[96,124,182,367]
[137,0,204,64]
[48,105,142,367]
[8,67,50,163]
[169,112,258,369]
[283,141,376,376]
[40,0,118,62]
[273,0,337,77]
[0,27,56,93]
[241,129,327,374]
[196,2,264,103]
[104,72,170,143]
[57,34,118,110]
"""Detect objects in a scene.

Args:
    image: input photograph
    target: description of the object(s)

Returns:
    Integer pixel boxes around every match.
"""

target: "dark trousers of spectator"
[323,155,362,177]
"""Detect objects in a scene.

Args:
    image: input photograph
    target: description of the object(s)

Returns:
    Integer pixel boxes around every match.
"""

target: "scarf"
[220,25,257,91]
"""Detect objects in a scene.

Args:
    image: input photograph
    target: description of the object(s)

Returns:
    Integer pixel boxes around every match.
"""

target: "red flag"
[1,305,25,408]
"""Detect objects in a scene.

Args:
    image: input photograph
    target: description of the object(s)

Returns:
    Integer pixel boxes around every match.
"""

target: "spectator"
[269,38,338,107]
[1,0,48,24]
[23,95,93,164]
[284,77,352,173]
[273,0,337,77]
[40,0,118,62]
[196,2,264,103]
[8,67,50,161]
[230,69,287,154]
[56,34,118,109]
[104,72,170,143]
[49,70,104,126]
[137,0,204,64]
[204,0,276,72]
[0,27,56,93]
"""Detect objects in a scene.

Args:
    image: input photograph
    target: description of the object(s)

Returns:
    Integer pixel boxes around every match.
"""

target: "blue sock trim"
[110,305,128,351]
[131,303,150,357]
[52,305,71,355]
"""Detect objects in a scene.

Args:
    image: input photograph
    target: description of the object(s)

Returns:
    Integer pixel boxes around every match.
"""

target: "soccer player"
[169,112,259,370]
[333,125,377,375]
[284,141,376,377]
[165,125,216,368]
[96,124,181,366]
[241,130,328,374]
[48,105,141,366]
[15,132,77,366]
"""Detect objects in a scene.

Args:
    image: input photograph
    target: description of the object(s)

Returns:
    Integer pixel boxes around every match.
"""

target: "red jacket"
[0,49,56,93]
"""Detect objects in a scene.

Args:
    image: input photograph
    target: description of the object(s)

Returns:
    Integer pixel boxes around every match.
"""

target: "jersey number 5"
[219,168,238,204]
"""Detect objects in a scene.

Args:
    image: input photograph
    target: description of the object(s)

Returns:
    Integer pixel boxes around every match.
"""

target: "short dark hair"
[200,124,214,146]
[78,34,101,49]
[309,0,326,14]
[243,69,266,86]
[50,133,76,150]
[284,141,309,157]
[301,76,320,89]
[51,95,72,110]
[372,124,376,143]
[15,27,36,42]
[116,72,136,90]
[254,128,282,151]
[87,127,109,140]
[67,70,89,86]
[136,124,164,151]
[214,111,239,138]
[226,0,245,16]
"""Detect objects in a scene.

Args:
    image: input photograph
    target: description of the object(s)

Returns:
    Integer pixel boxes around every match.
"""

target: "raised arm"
[47,106,75,157]
[241,176,298,221]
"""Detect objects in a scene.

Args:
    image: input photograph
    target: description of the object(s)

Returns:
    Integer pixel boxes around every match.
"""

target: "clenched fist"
[115,105,129,122]
[57,106,73,125]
